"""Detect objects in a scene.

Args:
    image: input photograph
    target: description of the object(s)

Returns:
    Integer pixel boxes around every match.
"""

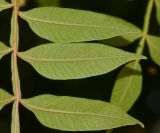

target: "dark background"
[0,0,160,133]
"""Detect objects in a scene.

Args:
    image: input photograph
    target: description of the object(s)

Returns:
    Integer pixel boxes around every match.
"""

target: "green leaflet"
[146,35,160,66]
[101,33,142,47]
[155,0,160,25]
[35,0,59,7]
[19,7,141,43]
[11,102,20,133]
[111,61,142,111]
[18,43,146,80]
[0,0,13,12]
[0,42,13,59]
[20,95,143,131]
[0,88,15,111]
[10,11,14,47]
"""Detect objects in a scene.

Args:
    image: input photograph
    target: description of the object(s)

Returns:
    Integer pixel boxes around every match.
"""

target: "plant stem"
[13,0,21,98]
[107,1,154,133]
[11,0,21,132]
[136,0,154,55]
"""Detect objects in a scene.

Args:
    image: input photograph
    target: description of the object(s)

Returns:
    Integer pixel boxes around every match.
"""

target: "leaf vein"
[20,100,133,122]
[19,12,139,33]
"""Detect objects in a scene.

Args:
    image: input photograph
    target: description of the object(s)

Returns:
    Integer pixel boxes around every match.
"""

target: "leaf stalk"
[11,0,21,132]
[136,0,154,55]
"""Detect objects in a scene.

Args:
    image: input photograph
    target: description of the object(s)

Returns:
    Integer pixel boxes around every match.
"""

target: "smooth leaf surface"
[0,42,13,59]
[21,95,143,131]
[111,61,142,111]
[19,7,141,43]
[155,0,160,24]
[0,88,15,111]
[101,33,142,47]
[146,35,160,66]
[18,43,146,80]
[0,0,13,12]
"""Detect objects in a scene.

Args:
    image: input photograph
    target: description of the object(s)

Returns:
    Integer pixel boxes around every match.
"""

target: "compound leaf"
[19,7,141,43]
[0,0,13,12]
[0,42,13,59]
[18,43,146,80]
[21,94,143,131]
[111,61,142,111]
[146,35,160,66]
[0,88,15,111]
[155,0,160,25]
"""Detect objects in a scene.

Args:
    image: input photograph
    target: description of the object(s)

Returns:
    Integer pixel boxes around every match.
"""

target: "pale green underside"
[19,7,142,43]
[0,0,12,12]
[0,42,12,59]
[21,95,143,131]
[111,61,142,111]
[18,43,146,80]
[0,88,14,111]
[147,35,160,66]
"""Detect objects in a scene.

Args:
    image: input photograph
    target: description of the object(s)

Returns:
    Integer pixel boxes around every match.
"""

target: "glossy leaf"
[18,43,146,80]
[146,35,160,66]
[0,88,15,111]
[0,0,13,12]
[21,95,143,131]
[101,33,142,47]
[0,42,13,59]
[155,0,160,24]
[111,61,142,111]
[19,7,141,43]
[35,0,59,7]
